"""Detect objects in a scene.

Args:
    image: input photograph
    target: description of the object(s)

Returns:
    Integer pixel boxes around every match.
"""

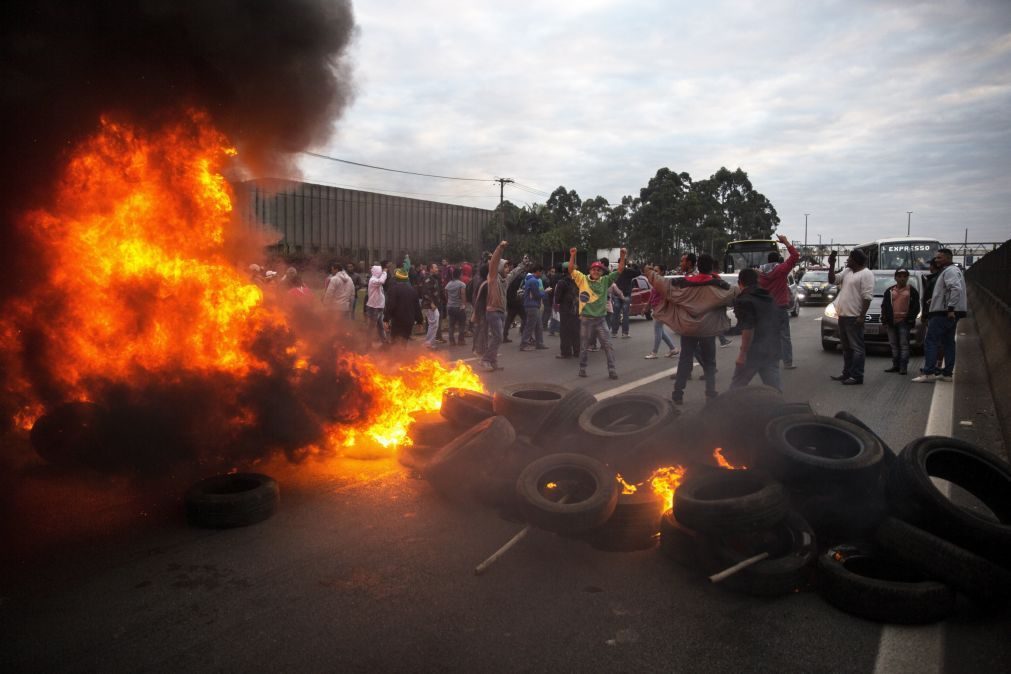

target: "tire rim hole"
[784,425,861,459]
[513,390,562,401]
[539,469,597,504]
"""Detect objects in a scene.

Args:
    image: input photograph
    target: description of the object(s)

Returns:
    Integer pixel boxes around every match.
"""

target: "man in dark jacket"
[503,260,526,343]
[729,268,782,391]
[612,264,639,338]
[881,268,920,375]
[519,264,548,351]
[553,262,580,359]
[384,269,419,346]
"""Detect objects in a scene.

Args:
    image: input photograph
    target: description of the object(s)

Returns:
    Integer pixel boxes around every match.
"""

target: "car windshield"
[879,242,938,270]
[803,271,829,282]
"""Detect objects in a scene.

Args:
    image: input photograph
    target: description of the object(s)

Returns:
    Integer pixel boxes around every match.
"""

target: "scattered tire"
[440,388,494,429]
[534,387,598,447]
[409,412,460,448]
[397,442,440,473]
[762,414,884,485]
[659,511,702,569]
[698,386,785,466]
[516,453,618,535]
[185,473,280,529]
[30,401,107,467]
[582,488,666,552]
[576,394,675,452]
[875,517,1011,605]
[834,411,897,467]
[885,436,1011,566]
[673,469,788,534]
[423,416,516,501]
[698,511,817,597]
[817,544,955,624]
[493,383,568,435]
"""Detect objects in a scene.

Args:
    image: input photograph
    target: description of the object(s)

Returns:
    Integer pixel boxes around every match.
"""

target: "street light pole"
[804,213,809,258]
[907,211,913,236]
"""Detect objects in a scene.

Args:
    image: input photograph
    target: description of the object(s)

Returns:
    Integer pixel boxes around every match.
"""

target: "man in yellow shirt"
[568,246,626,380]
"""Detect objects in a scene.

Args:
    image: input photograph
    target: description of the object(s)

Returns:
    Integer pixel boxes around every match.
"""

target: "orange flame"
[713,447,745,470]
[616,465,687,511]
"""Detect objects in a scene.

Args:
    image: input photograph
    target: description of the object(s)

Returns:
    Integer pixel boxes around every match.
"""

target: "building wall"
[235,179,493,261]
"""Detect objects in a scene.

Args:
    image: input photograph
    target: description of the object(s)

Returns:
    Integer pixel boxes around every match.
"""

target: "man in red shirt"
[758,234,799,369]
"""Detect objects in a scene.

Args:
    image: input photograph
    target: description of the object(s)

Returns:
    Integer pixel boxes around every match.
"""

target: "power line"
[302,151,496,182]
[512,181,550,196]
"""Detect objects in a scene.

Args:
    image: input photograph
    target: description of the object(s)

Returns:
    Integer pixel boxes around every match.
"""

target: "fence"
[966,239,1011,309]
[234,179,494,262]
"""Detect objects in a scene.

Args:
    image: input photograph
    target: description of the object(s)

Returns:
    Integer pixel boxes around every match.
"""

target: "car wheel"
[821,339,836,352]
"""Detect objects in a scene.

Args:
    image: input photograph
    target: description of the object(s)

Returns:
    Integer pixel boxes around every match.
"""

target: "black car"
[796,270,837,306]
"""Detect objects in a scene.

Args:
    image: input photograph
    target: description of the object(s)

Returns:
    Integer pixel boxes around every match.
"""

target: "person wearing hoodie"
[480,241,528,372]
[366,264,388,344]
[552,261,580,359]
[519,264,548,351]
[322,262,355,320]
[729,268,783,391]
[645,253,737,404]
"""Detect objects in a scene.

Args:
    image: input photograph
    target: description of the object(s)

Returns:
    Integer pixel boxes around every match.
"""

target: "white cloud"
[301,0,1011,243]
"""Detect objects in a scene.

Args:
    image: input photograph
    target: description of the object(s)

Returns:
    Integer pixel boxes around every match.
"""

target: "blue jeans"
[610,297,630,336]
[579,316,616,372]
[731,360,782,392]
[653,319,675,353]
[673,335,717,399]
[522,306,544,347]
[366,306,386,343]
[777,306,793,365]
[886,322,911,371]
[838,316,865,382]
[473,314,488,356]
[922,315,957,376]
[483,311,505,367]
[423,307,439,346]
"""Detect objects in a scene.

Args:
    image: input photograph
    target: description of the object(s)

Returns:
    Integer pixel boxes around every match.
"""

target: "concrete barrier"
[968,281,1011,455]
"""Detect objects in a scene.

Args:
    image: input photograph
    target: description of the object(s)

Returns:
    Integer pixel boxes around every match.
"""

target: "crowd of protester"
[245,237,966,404]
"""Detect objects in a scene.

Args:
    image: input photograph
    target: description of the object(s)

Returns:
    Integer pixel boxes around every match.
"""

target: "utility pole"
[496,178,514,205]
[907,211,913,236]
[804,213,809,259]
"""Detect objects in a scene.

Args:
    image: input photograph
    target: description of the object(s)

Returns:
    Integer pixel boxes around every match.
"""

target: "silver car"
[821,271,925,351]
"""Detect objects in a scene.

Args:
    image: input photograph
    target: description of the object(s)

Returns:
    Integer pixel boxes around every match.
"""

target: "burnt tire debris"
[403,387,1011,623]
[185,473,279,529]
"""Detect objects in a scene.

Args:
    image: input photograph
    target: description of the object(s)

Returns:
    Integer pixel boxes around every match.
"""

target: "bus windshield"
[724,241,778,273]
[878,240,939,270]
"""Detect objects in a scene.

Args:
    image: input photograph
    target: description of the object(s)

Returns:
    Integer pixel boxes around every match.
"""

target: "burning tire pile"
[406,384,1011,624]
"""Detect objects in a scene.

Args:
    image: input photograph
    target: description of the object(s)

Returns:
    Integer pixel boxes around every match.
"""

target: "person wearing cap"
[568,247,626,380]
[881,268,920,375]
[384,268,419,346]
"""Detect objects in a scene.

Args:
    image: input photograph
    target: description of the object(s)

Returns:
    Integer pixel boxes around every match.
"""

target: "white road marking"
[596,367,679,400]
[813,317,822,322]
[873,334,960,674]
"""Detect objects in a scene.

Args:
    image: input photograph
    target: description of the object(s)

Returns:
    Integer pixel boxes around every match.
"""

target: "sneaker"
[667,348,680,357]
[502,338,513,343]
[783,363,797,370]
[519,346,534,352]
[671,394,684,405]
[719,338,734,348]
[911,374,936,383]
[588,346,600,352]
[937,375,953,382]
[621,334,631,339]
[480,361,495,372]
[578,369,588,378]
[555,354,571,359]
[883,366,900,373]
[435,338,447,344]
[608,371,619,380]
[841,378,863,385]
[645,353,658,359]
[535,345,549,350]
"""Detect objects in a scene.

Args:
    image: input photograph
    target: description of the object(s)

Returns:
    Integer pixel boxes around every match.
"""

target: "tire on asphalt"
[874,517,1011,605]
[582,488,666,552]
[576,394,675,454]
[698,386,785,466]
[516,453,618,535]
[185,473,280,529]
[408,412,461,448]
[534,387,598,448]
[885,436,1011,567]
[833,410,897,467]
[423,416,516,501]
[762,414,884,485]
[493,382,569,435]
[659,511,703,569]
[30,401,107,467]
[440,388,494,429]
[698,511,817,597]
[673,469,788,534]
[817,544,956,624]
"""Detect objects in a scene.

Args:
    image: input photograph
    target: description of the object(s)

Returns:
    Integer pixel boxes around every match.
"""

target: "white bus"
[850,237,941,271]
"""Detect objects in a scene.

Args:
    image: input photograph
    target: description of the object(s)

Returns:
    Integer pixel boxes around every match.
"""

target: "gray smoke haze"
[0,0,357,299]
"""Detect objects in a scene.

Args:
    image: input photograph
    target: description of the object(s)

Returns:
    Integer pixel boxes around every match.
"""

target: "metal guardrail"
[966,240,1011,309]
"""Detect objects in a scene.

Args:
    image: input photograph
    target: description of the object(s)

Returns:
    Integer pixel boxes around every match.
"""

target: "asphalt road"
[1,307,1009,673]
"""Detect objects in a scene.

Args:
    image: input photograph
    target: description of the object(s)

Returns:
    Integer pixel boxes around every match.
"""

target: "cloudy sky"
[299,0,1011,245]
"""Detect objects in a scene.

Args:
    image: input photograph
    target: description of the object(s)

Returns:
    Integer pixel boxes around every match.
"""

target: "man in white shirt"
[827,249,874,385]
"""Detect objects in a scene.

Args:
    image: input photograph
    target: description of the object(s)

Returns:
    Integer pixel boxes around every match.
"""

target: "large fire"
[2,111,483,470]
[617,448,745,513]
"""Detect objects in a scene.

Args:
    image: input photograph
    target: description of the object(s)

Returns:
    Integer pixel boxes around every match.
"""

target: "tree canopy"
[482,166,779,267]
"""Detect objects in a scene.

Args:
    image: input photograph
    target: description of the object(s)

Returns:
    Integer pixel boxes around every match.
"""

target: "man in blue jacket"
[520,264,549,351]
